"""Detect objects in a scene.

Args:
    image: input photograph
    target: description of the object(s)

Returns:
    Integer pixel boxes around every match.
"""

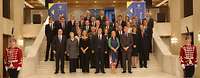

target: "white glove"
[92,50,94,54]
[195,65,198,68]
[105,51,107,54]
[17,67,21,71]
[5,66,8,71]
[53,50,56,54]
[181,64,185,69]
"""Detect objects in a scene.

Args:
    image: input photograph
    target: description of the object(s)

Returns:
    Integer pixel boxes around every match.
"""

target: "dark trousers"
[95,48,105,72]
[122,51,132,72]
[116,49,123,68]
[90,51,96,68]
[184,65,195,78]
[104,51,110,68]
[55,52,64,72]
[80,53,90,72]
[45,39,54,60]
[139,51,148,67]
[7,69,19,78]
[69,58,78,72]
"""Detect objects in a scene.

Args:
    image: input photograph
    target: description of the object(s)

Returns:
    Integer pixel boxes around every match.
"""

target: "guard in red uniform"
[179,36,197,78]
[4,38,23,78]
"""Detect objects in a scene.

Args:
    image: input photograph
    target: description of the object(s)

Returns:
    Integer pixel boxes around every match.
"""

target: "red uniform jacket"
[179,45,197,66]
[4,47,23,69]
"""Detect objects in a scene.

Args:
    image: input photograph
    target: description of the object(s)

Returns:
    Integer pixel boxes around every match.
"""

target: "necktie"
[59,36,62,43]
[62,23,65,29]
[98,35,101,40]
[87,26,89,30]
[51,24,53,30]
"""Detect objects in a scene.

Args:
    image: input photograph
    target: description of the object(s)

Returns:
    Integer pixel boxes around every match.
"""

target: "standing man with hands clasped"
[120,26,134,74]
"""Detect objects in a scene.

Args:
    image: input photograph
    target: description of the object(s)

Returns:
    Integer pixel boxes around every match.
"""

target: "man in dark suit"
[45,17,57,61]
[137,19,150,68]
[88,26,97,68]
[96,10,106,26]
[94,28,106,74]
[116,15,126,28]
[147,17,154,54]
[90,16,96,26]
[52,29,67,74]
[120,26,134,73]
[58,16,69,38]
[67,15,76,33]
[84,20,91,32]
[115,25,123,68]
[79,15,85,30]
[84,10,91,22]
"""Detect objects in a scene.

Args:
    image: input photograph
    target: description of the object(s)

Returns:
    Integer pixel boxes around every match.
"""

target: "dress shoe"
[61,71,65,74]
[128,71,132,73]
[50,59,55,61]
[122,71,126,73]
[95,72,99,74]
[102,71,106,74]
[44,59,48,61]
[54,71,58,74]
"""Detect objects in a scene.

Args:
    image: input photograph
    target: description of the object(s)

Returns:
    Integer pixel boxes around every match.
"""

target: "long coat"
[66,38,79,59]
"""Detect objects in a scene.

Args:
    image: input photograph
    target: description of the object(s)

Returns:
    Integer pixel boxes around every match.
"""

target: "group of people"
[45,10,154,74]
[2,10,198,78]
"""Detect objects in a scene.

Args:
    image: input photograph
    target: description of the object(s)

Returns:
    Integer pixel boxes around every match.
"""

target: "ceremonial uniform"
[180,45,197,78]
[4,47,23,78]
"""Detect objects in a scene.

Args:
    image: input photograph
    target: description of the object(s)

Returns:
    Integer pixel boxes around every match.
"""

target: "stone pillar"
[11,0,24,39]
[193,0,200,78]
[0,0,3,77]
[169,0,182,55]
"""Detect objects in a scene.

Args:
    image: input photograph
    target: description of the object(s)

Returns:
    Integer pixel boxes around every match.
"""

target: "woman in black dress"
[131,26,138,68]
[79,30,90,73]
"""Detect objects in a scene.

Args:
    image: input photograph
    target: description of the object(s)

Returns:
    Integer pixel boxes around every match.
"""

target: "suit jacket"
[94,34,106,50]
[67,20,76,33]
[89,32,97,51]
[96,15,106,24]
[147,18,154,37]
[136,27,150,51]
[79,20,85,30]
[52,35,67,54]
[120,33,134,51]
[66,38,79,58]
[83,25,91,32]
[116,20,126,28]
[84,16,91,22]
[45,23,57,41]
[57,22,70,38]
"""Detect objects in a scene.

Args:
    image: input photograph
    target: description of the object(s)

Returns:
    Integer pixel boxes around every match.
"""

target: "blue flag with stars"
[48,3,67,20]
[127,1,146,21]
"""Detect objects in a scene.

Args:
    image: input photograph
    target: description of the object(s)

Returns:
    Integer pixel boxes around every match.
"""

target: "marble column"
[193,0,200,78]
[11,0,24,39]
[169,0,182,55]
[0,0,3,77]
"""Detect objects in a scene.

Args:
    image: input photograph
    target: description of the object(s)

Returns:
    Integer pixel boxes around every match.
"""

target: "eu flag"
[127,1,146,21]
[48,3,67,20]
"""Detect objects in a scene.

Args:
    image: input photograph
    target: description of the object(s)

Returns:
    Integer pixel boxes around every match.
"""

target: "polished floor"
[29,54,176,78]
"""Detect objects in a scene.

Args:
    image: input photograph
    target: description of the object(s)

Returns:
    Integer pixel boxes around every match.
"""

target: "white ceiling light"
[24,1,34,8]
[94,1,97,3]
[75,1,79,4]
[38,0,45,6]
[113,1,116,3]
[156,0,168,7]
